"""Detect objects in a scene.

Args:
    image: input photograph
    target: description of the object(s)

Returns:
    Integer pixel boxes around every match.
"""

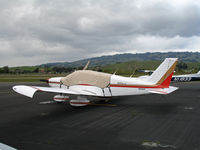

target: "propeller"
[40,79,49,83]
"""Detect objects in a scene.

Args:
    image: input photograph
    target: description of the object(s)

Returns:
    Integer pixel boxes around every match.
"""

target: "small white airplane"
[171,71,200,82]
[138,69,200,82]
[13,58,178,107]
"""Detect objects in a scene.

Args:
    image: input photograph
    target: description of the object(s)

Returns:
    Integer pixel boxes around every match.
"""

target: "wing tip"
[12,85,37,98]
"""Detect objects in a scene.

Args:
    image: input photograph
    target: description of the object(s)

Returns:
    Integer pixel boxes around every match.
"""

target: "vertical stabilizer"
[146,58,178,87]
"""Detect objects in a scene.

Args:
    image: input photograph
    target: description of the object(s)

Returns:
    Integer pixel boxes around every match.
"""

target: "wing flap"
[148,86,178,95]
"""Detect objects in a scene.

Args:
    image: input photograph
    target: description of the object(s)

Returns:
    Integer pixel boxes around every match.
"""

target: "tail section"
[146,58,178,88]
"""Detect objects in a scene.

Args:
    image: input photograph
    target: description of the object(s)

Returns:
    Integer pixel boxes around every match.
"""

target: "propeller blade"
[40,79,49,83]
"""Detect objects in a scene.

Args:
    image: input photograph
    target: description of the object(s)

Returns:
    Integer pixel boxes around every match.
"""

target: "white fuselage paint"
[48,74,152,97]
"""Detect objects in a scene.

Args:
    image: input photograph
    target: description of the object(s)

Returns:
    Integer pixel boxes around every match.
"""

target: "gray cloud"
[0,0,200,66]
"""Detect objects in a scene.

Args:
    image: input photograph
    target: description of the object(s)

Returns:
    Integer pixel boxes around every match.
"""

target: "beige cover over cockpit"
[61,70,112,88]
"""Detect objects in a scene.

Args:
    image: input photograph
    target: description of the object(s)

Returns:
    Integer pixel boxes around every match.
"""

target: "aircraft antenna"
[83,61,90,70]
[130,71,135,77]
[113,69,118,75]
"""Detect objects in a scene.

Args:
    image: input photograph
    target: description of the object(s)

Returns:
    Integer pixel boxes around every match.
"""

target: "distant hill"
[40,52,200,68]
[101,60,200,76]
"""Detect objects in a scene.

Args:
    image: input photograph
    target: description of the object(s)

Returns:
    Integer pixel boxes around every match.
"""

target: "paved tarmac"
[0,82,200,150]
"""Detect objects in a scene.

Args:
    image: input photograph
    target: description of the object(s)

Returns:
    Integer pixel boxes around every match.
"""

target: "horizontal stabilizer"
[148,86,178,95]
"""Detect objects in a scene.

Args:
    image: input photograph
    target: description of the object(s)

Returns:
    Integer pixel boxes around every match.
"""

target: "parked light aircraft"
[138,70,200,82]
[171,71,200,82]
[13,58,178,106]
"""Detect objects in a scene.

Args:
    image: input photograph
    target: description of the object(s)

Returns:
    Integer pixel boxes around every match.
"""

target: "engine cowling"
[53,95,69,102]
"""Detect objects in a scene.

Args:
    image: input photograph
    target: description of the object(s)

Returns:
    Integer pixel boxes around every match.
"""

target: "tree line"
[0,66,85,74]
[0,62,194,74]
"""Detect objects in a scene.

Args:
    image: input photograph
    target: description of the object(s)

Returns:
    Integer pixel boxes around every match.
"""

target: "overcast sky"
[1,0,200,67]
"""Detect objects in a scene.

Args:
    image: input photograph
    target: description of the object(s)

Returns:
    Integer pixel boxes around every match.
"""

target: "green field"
[101,60,161,76]
[101,60,200,76]
[1,60,200,82]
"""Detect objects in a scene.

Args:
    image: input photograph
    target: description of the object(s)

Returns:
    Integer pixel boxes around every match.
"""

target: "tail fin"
[146,58,178,87]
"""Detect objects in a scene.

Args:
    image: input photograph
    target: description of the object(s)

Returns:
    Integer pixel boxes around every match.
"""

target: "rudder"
[146,58,178,87]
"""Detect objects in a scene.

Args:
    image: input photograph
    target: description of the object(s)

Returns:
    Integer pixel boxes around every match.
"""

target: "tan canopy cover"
[61,70,112,88]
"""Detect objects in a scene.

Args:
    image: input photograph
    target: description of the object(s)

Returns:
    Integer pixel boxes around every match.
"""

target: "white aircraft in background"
[171,71,200,82]
[138,70,200,82]
[13,58,178,107]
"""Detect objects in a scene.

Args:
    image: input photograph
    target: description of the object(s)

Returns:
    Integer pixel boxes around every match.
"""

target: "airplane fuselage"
[48,75,153,97]
[171,73,200,82]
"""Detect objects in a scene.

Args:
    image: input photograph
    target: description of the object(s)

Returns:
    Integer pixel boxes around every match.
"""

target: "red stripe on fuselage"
[110,84,157,88]
[49,81,61,84]
[48,72,174,89]
[110,72,174,88]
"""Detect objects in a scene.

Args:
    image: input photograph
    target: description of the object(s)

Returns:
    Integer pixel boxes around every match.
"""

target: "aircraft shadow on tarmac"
[31,92,182,121]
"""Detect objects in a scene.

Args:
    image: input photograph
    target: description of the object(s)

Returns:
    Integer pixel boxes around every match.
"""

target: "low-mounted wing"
[12,85,98,98]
